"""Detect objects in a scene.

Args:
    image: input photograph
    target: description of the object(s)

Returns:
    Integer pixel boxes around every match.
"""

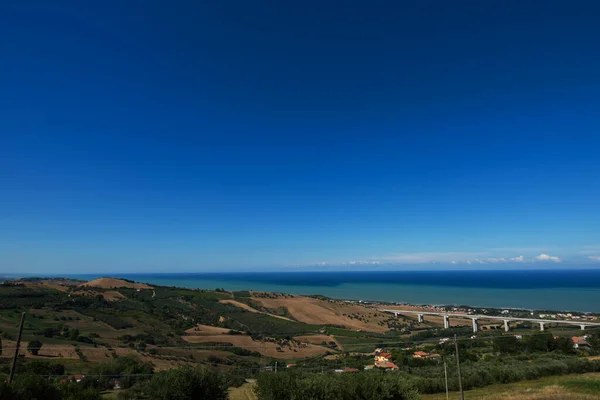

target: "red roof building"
[376,362,399,370]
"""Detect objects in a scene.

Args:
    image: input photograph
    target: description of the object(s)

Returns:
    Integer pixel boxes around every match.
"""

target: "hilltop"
[79,277,153,290]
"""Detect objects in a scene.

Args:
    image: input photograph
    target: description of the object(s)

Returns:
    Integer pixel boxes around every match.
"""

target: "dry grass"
[113,347,194,371]
[184,324,232,335]
[229,383,257,400]
[21,281,73,292]
[293,334,341,349]
[252,295,393,333]
[182,334,329,359]
[220,299,296,321]
[485,385,600,399]
[70,289,126,302]
[422,373,600,400]
[80,278,152,290]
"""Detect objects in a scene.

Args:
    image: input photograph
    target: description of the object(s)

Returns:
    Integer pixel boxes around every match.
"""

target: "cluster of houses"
[412,351,441,359]
[58,375,85,384]
[538,313,598,321]
[57,375,121,390]
[358,349,398,371]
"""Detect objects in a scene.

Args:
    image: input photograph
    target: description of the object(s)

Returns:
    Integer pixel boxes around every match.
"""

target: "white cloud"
[535,253,561,262]
[345,260,381,265]
[588,256,600,261]
[376,252,485,264]
[509,255,525,262]
[485,257,507,263]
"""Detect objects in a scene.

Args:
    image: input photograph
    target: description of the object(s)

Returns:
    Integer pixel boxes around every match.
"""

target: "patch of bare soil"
[252,295,393,333]
[182,334,329,359]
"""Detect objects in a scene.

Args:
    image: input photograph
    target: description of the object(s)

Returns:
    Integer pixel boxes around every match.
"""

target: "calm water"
[58,270,600,312]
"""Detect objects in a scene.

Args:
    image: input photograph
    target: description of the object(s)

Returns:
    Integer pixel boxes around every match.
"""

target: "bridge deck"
[379,309,600,327]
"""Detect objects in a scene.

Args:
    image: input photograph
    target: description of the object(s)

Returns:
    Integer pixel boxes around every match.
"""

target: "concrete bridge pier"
[443,315,450,329]
[394,312,399,317]
[417,314,424,323]
[581,325,586,331]
[539,322,545,331]
[504,320,510,332]
[472,318,478,333]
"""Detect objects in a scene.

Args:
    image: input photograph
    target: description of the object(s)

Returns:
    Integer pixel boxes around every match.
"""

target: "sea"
[51,269,600,313]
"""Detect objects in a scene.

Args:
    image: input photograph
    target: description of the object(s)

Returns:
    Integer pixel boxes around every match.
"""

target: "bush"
[10,373,61,400]
[144,366,228,400]
[18,359,65,376]
[27,340,43,356]
[59,383,102,400]
[255,371,420,400]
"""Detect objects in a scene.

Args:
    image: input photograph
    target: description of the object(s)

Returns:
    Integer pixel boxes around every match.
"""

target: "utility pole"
[8,312,26,384]
[454,334,464,400]
[444,362,449,400]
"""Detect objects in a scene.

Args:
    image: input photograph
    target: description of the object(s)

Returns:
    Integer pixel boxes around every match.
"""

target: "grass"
[324,327,381,337]
[422,373,600,400]
[229,382,257,400]
[561,378,600,394]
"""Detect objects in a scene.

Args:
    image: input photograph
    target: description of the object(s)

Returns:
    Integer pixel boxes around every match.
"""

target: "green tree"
[525,332,554,353]
[145,366,228,400]
[59,383,102,400]
[11,373,61,400]
[43,327,56,338]
[19,359,65,376]
[27,340,43,356]
[69,328,80,341]
[493,336,521,354]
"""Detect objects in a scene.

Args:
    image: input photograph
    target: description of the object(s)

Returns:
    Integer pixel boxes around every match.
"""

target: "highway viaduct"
[380,309,600,333]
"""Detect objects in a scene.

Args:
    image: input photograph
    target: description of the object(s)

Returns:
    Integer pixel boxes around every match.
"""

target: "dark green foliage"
[493,332,575,355]
[43,327,57,338]
[27,339,42,356]
[560,378,600,394]
[17,359,65,376]
[411,327,473,340]
[74,345,87,361]
[74,308,133,329]
[493,335,520,353]
[223,312,319,337]
[89,356,154,390]
[144,366,228,400]
[59,384,102,400]
[69,328,80,341]
[0,287,63,309]
[255,371,420,400]
[9,373,61,400]
[403,354,600,394]
[230,346,261,357]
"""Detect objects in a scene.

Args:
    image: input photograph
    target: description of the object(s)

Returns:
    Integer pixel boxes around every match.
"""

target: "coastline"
[7,269,600,313]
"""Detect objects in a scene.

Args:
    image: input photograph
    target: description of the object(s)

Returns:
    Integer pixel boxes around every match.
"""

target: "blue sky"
[1,1,600,273]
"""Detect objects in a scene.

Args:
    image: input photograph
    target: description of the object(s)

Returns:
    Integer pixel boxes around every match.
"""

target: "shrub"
[255,371,420,400]
[27,340,43,356]
[144,366,228,400]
